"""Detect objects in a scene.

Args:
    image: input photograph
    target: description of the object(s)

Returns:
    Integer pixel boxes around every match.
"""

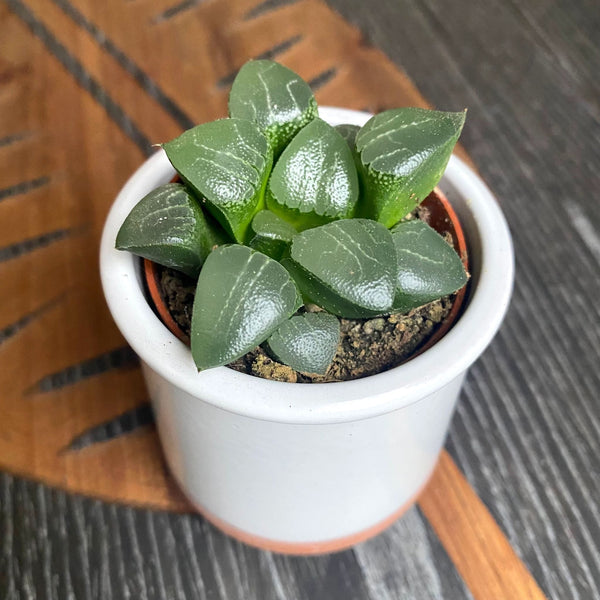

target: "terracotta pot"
[100,107,514,554]
[144,187,469,353]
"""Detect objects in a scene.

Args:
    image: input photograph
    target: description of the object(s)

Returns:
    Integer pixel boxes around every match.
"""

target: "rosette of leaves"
[116,59,468,376]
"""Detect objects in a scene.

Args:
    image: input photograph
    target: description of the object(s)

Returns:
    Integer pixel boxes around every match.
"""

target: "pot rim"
[100,107,514,425]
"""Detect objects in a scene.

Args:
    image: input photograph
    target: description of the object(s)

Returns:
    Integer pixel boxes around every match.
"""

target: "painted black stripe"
[0,296,63,345]
[216,35,303,89]
[0,176,50,202]
[27,346,139,394]
[0,131,32,148]
[63,403,154,452]
[51,0,195,130]
[309,67,337,91]
[6,0,153,156]
[244,0,300,21]
[0,228,74,262]
[152,0,205,24]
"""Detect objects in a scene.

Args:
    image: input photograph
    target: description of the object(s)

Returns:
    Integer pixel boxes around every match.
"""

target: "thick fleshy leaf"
[267,119,359,230]
[287,219,397,317]
[335,123,366,213]
[191,245,301,370]
[391,220,468,313]
[356,108,466,227]
[162,118,272,242]
[248,210,297,260]
[267,312,340,375]
[335,124,360,150]
[229,60,318,157]
[115,183,226,277]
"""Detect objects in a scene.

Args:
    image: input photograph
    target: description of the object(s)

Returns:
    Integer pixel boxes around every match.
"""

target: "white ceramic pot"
[100,107,514,554]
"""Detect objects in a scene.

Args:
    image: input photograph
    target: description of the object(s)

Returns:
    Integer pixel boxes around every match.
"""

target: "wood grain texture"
[327,1,600,598]
[1,473,474,600]
[420,452,546,600]
[1,0,597,598]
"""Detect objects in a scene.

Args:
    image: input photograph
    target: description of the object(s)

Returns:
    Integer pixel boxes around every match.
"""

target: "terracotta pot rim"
[143,186,470,364]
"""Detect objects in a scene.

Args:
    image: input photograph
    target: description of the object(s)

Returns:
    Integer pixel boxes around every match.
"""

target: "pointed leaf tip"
[391,219,468,313]
[268,312,340,375]
[115,183,226,277]
[229,60,318,157]
[288,219,397,317]
[162,118,272,243]
[267,118,359,229]
[191,245,300,370]
[356,107,466,226]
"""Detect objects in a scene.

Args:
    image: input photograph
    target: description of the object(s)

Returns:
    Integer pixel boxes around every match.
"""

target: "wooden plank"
[419,452,547,600]
[2,472,477,600]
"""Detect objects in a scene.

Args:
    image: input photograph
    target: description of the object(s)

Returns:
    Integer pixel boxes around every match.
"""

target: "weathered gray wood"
[0,474,473,599]
[325,1,600,598]
[2,0,600,598]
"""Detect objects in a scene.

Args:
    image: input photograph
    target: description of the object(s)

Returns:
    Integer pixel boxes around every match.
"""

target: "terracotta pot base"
[183,475,431,555]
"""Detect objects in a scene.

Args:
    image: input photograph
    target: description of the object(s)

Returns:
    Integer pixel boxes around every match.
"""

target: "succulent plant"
[116,59,467,375]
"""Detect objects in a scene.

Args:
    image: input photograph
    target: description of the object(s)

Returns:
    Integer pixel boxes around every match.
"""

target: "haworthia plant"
[286,219,397,318]
[391,220,468,313]
[267,118,359,230]
[191,245,301,370]
[117,59,469,375]
[248,210,297,260]
[162,118,272,242]
[229,60,318,157]
[356,108,466,227]
[115,183,225,277]
[267,312,340,375]
[335,123,360,148]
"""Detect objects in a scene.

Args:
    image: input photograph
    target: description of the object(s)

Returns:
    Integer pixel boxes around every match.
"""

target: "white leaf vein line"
[320,228,367,276]
[190,156,254,199]
[398,247,443,265]
[362,116,436,149]
[223,256,272,351]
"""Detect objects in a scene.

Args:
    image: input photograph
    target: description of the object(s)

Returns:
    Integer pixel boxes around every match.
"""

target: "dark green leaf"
[335,123,366,213]
[267,312,340,375]
[267,118,359,230]
[229,60,318,157]
[191,245,301,370]
[287,219,397,317]
[356,108,466,227]
[115,183,226,277]
[391,220,468,313]
[248,210,297,260]
[162,118,272,243]
[335,124,360,149]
